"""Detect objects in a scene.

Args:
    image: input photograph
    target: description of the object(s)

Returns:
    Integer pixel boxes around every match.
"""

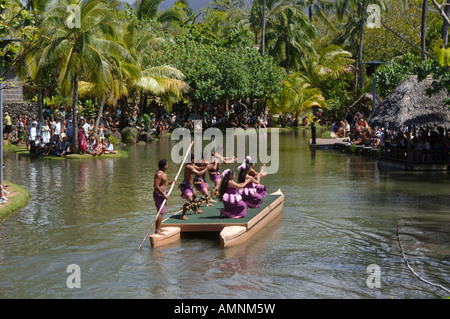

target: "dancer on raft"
[180,154,211,220]
[218,169,251,219]
[193,152,216,207]
[237,161,265,208]
[244,156,267,198]
[209,145,237,201]
[153,159,176,235]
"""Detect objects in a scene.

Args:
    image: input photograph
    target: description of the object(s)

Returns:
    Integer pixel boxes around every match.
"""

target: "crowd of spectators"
[5,102,449,161]
[122,103,274,137]
[331,110,450,153]
[8,108,117,157]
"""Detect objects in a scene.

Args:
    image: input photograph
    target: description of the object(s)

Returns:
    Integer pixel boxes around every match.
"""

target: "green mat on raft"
[163,194,281,225]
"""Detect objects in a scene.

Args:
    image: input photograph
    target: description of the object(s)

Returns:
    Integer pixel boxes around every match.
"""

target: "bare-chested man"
[153,159,176,235]
[193,153,217,206]
[179,154,211,220]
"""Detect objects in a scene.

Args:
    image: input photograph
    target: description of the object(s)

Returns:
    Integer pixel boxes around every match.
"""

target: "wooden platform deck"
[309,137,348,149]
[150,190,285,248]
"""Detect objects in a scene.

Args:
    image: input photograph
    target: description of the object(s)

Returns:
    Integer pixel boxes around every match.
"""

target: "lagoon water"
[0,129,449,298]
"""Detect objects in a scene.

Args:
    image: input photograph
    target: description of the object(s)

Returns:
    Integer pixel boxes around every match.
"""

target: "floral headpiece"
[237,162,246,171]
[221,169,231,178]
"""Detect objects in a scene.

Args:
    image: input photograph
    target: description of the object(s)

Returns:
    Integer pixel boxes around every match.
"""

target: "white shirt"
[53,122,61,135]
[82,123,91,138]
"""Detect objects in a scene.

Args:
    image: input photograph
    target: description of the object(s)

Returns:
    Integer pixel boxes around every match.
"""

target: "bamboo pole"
[137,141,194,250]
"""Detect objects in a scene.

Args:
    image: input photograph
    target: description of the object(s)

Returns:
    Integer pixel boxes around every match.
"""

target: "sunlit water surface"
[0,129,449,298]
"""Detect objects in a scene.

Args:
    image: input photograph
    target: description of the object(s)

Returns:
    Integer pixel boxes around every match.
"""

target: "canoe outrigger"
[149,189,284,248]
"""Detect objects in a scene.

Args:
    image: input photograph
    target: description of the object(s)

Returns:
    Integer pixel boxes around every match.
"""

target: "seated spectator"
[36,137,46,155]
[59,136,71,156]
[344,120,350,136]
[93,137,103,156]
[45,139,57,156]
[86,136,96,155]
[104,139,116,154]
[336,121,345,138]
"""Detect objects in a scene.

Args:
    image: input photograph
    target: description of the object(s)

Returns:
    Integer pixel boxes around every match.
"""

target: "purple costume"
[180,181,194,199]
[254,184,267,198]
[220,188,247,219]
[249,171,266,198]
[153,190,167,215]
[238,183,263,208]
[209,168,221,183]
[194,177,208,192]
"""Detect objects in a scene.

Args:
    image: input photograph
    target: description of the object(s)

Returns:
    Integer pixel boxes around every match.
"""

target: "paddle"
[137,141,194,250]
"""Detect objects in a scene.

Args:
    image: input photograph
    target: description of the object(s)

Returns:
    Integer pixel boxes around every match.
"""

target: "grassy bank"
[0,181,30,222]
[4,143,128,160]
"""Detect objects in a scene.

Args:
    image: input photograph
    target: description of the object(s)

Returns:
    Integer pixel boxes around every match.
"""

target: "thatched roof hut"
[368,75,450,129]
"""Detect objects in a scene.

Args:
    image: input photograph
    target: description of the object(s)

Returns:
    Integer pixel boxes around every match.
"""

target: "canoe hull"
[149,226,181,248]
[220,189,284,248]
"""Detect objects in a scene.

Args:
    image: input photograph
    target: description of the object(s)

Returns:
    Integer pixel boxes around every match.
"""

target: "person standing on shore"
[4,112,13,140]
[153,159,176,235]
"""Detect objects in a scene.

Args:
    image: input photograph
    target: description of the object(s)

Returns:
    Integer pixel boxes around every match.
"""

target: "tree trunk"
[354,47,359,91]
[71,72,79,153]
[309,2,312,21]
[442,0,450,46]
[261,0,266,55]
[37,88,43,124]
[358,0,366,89]
[93,95,105,136]
[421,0,428,60]
[285,36,290,74]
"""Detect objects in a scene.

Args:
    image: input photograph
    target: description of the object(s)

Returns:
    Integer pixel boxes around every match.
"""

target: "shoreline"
[4,142,128,160]
[0,181,30,222]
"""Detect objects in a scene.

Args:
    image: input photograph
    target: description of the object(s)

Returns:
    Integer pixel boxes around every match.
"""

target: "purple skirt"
[241,185,263,208]
[255,184,267,198]
[194,177,208,192]
[209,171,221,183]
[220,200,247,219]
[153,191,167,215]
[180,182,194,199]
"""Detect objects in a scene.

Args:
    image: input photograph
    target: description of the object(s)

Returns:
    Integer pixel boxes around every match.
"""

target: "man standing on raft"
[153,159,176,235]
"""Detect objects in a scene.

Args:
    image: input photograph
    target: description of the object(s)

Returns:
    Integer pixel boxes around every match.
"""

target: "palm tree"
[134,0,186,25]
[265,4,316,73]
[14,0,54,124]
[268,72,326,116]
[246,0,291,46]
[300,39,356,89]
[297,0,335,31]
[15,45,53,125]
[78,20,189,133]
[442,0,450,46]
[39,0,128,153]
[333,0,367,88]
[118,19,189,114]
[421,0,428,60]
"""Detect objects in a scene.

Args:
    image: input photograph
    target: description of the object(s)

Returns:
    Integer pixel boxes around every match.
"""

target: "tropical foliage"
[1,0,449,124]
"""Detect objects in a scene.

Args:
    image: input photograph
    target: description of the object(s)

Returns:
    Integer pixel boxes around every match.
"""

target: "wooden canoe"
[149,189,284,248]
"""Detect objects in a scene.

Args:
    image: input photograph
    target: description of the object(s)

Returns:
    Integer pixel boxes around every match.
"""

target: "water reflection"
[0,131,449,299]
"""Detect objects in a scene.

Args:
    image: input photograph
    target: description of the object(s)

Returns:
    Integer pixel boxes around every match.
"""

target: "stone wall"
[2,70,24,103]
[2,102,38,121]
